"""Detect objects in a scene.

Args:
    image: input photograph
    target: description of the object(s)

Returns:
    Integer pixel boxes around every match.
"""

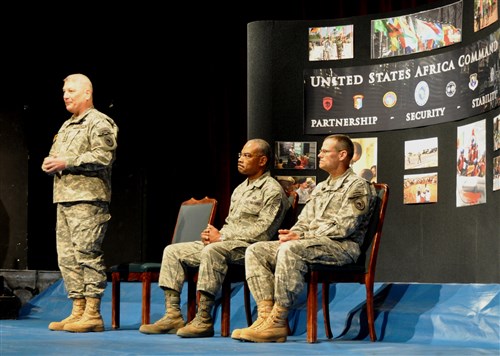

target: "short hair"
[324,134,354,160]
[248,138,272,170]
[63,73,94,100]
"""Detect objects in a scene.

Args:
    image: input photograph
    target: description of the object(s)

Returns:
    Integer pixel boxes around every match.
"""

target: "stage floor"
[1,280,499,355]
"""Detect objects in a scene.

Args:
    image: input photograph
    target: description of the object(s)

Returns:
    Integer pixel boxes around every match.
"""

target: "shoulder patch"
[353,198,366,211]
[97,127,117,149]
[103,136,115,147]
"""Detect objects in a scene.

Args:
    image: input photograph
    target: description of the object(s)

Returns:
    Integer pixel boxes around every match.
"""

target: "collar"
[69,107,95,123]
[246,170,271,189]
[325,168,353,190]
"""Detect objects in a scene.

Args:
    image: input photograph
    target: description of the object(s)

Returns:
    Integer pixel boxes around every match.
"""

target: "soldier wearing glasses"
[233,134,377,343]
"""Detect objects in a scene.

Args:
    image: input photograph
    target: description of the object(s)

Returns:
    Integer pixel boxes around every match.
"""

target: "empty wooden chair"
[109,196,217,329]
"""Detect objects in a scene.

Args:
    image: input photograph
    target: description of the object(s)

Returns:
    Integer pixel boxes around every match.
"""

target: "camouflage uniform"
[245,168,376,308]
[335,35,344,59]
[48,108,118,299]
[159,171,290,297]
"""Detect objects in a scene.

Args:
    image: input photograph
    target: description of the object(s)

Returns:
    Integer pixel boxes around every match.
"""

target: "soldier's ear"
[339,149,349,161]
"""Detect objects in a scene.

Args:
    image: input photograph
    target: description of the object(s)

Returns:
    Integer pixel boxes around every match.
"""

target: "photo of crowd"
[275,141,317,170]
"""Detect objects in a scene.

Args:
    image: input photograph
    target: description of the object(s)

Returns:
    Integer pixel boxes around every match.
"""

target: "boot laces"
[187,313,211,327]
[156,314,170,324]
[155,311,181,325]
[255,308,285,331]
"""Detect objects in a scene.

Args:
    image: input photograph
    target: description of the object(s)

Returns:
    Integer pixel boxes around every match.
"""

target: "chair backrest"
[282,190,299,229]
[357,183,389,272]
[171,197,218,244]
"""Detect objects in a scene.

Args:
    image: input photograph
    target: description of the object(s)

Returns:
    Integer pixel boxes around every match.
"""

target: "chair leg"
[243,281,252,326]
[187,273,197,322]
[307,271,319,343]
[365,282,377,341]
[141,272,152,325]
[221,277,231,337]
[111,272,120,329]
[321,282,333,339]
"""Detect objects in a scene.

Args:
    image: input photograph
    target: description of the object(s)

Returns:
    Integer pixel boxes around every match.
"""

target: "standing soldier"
[42,73,118,333]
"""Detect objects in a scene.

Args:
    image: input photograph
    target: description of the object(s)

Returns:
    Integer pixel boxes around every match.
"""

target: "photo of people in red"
[456,119,487,206]
[403,172,438,204]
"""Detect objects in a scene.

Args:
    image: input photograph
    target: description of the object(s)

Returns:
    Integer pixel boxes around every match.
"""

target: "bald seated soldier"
[140,138,290,338]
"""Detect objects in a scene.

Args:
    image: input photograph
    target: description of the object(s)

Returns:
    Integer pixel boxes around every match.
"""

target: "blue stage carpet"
[0,279,498,355]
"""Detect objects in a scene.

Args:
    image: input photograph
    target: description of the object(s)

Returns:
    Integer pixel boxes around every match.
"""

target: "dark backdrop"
[0,1,462,278]
[248,1,500,283]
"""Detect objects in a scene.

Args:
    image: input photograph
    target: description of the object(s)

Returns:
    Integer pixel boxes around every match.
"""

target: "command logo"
[323,97,333,111]
[353,94,364,110]
[383,91,397,108]
[445,81,456,97]
[469,73,478,91]
[415,81,429,106]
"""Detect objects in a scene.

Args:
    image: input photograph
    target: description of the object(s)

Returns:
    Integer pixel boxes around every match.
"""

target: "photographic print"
[308,25,354,61]
[371,0,462,59]
[350,138,378,182]
[403,172,438,204]
[494,114,500,150]
[494,155,500,191]
[404,137,438,170]
[456,119,486,207]
[275,175,317,204]
[275,141,317,170]
[474,0,498,32]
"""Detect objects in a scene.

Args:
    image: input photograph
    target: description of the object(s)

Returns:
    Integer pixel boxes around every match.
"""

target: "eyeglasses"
[238,152,264,159]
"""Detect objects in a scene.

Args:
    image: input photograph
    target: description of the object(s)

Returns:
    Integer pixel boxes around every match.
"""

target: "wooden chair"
[305,182,389,343]
[219,190,300,336]
[109,196,217,329]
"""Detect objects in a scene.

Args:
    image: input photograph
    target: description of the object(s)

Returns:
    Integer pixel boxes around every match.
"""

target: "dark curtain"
[12,0,442,269]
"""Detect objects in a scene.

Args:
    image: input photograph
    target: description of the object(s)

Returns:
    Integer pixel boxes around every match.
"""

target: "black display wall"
[248,0,500,283]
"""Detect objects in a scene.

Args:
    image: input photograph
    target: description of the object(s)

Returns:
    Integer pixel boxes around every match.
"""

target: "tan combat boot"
[48,298,86,331]
[239,304,289,343]
[176,292,214,338]
[63,297,105,332]
[231,300,273,340]
[139,289,185,334]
